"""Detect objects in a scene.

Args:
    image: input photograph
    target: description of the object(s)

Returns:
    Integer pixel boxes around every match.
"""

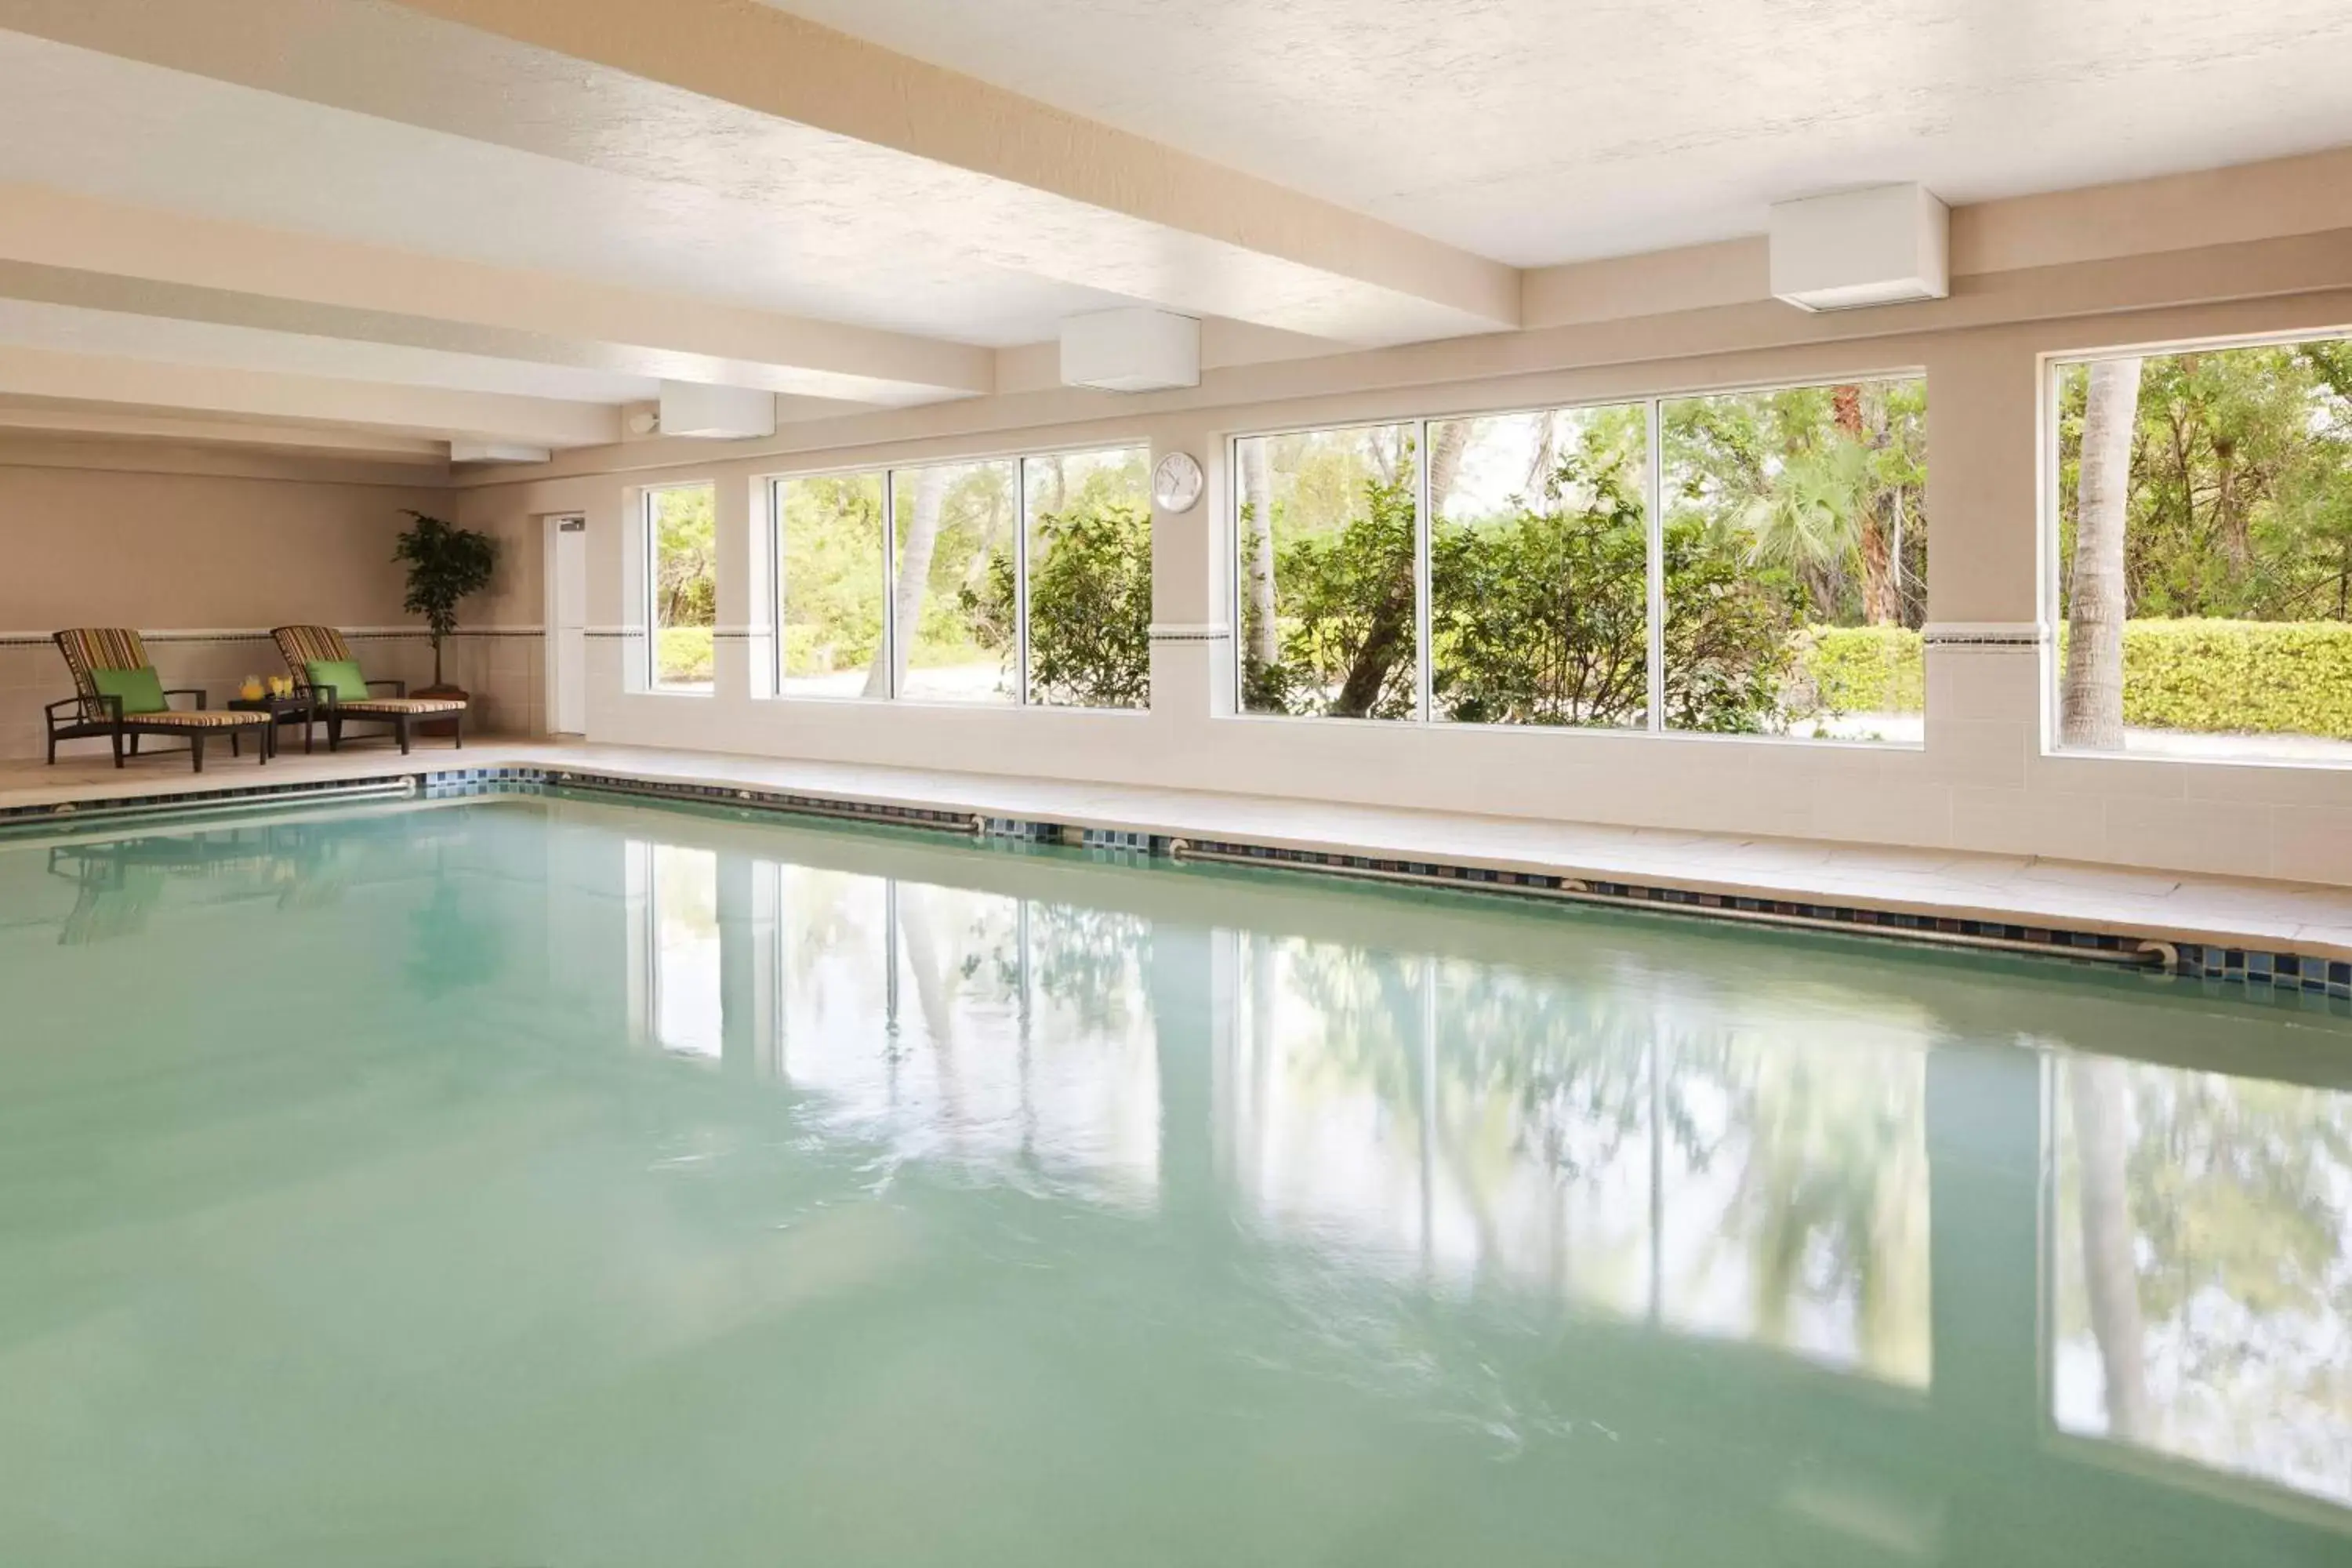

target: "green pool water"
[2,793,2347,1566]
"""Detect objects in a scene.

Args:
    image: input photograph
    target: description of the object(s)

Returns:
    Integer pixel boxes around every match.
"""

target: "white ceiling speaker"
[1769,183,1949,312]
[657,380,777,440]
[1059,307,1200,393]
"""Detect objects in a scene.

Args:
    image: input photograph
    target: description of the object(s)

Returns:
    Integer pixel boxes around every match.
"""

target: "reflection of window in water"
[1226,935,1932,1388]
[2053,1057,2352,1506]
[652,844,720,1058]
[771,866,1157,1203]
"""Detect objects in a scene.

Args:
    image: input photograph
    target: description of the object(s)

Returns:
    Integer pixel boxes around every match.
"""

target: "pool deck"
[5,736,2352,967]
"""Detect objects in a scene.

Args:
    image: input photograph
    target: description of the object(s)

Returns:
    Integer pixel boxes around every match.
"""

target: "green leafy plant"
[394,510,500,687]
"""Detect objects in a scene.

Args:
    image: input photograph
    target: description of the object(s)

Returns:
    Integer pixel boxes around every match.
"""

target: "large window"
[1429,405,1650,728]
[2053,333,2352,765]
[1236,381,1927,740]
[777,472,885,699]
[646,482,716,693]
[772,445,1149,710]
[1236,423,1419,720]
[1662,382,1927,739]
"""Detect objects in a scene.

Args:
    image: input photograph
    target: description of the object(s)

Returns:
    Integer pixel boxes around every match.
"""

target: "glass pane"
[1661,380,1928,740]
[890,459,1018,704]
[1024,447,1152,710]
[652,844,719,1058]
[1429,404,1650,728]
[648,483,716,692]
[777,473,886,699]
[1235,423,1420,720]
[2056,339,2352,764]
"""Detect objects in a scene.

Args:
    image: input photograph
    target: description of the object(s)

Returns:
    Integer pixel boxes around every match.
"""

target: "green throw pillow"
[90,665,167,715]
[306,659,371,702]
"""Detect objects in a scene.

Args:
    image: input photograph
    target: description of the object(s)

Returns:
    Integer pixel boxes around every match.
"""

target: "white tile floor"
[6,735,2351,960]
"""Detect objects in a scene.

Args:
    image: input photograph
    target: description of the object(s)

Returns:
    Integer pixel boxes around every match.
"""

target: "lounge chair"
[270,625,466,754]
[45,628,271,772]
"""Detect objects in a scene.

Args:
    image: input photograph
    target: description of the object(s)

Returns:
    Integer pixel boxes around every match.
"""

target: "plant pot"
[415,683,467,738]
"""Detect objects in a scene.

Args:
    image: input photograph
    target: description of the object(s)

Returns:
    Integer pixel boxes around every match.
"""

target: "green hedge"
[656,626,713,685]
[2114,619,2352,739]
[1793,626,1925,713]
[1787,619,2352,735]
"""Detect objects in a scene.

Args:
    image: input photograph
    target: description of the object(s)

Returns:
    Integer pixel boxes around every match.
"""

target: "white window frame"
[1229,376,1927,746]
[768,443,1151,712]
[2042,324,2352,769]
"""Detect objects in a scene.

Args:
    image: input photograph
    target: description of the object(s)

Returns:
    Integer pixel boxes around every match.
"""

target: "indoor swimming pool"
[1,794,2346,1566]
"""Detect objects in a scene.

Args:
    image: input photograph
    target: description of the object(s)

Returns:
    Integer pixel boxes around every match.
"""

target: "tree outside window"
[2057,337,2352,763]
[648,484,716,692]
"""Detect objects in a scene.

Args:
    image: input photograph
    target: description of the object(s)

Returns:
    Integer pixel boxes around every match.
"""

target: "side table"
[227,693,317,758]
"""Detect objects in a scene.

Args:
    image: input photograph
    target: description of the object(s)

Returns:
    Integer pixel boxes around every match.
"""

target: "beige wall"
[0,440,544,757]
[452,189,2352,885]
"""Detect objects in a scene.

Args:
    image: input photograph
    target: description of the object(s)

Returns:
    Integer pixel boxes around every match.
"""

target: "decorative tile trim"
[1922,622,2046,651]
[1148,622,1234,642]
[7,764,2344,1011]
[0,626,543,648]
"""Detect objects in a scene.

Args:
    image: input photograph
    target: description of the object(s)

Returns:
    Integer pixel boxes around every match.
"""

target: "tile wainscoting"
[0,627,546,759]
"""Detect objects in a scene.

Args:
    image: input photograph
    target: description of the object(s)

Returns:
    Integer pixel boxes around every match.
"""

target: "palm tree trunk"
[2062,358,2141,748]
[866,466,949,697]
[2067,1056,2148,1439]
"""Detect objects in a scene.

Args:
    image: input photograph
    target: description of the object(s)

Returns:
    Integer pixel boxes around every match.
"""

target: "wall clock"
[1152,450,1204,514]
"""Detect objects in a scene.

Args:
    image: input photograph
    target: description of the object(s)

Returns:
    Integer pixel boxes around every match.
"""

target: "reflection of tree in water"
[2058,1060,2352,1500]
[1014,901,1150,1036]
[1691,1032,1929,1381]
[1266,939,1929,1378]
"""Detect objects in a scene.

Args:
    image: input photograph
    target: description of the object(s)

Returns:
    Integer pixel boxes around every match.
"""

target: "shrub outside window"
[772,445,1151,710]
[1236,423,1418,720]
[647,482,716,693]
[1235,380,1929,742]
[2053,334,2352,764]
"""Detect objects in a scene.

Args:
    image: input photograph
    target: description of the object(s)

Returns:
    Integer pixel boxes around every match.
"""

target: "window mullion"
[1414,419,1435,723]
[1646,401,1666,734]
[1015,457,1033,706]
[881,469,898,702]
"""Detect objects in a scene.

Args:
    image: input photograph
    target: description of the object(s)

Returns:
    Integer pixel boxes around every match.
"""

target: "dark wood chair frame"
[43,688,272,773]
[298,677,466,757]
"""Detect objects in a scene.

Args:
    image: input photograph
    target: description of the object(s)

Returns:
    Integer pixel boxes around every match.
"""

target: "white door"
[552,517,589,734]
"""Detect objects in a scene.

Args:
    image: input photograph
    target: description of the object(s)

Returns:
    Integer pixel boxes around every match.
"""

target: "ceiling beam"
[0,343,622,448]
[0,183,993,406]
[0,0,1520,345]
[0,401,450,462]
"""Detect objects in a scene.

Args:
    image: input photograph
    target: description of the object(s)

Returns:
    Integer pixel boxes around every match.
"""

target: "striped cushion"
[53,628,152,713]
[119,710,267,728]
[335,697,468,716]
[272,625,353,677]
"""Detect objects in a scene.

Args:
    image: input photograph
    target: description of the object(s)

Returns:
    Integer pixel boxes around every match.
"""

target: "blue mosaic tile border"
[0,771,421,828]
[11,764,2348,1005]
[544,770,984,835]
[1171,835,2352,1006]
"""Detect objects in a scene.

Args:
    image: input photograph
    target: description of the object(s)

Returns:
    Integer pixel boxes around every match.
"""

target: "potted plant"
[395,510,499,735]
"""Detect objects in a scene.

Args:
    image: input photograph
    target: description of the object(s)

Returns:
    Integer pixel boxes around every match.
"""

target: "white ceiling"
[0,30,1136,349]
[765,0,2352,266]
[0,0,2342,459]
